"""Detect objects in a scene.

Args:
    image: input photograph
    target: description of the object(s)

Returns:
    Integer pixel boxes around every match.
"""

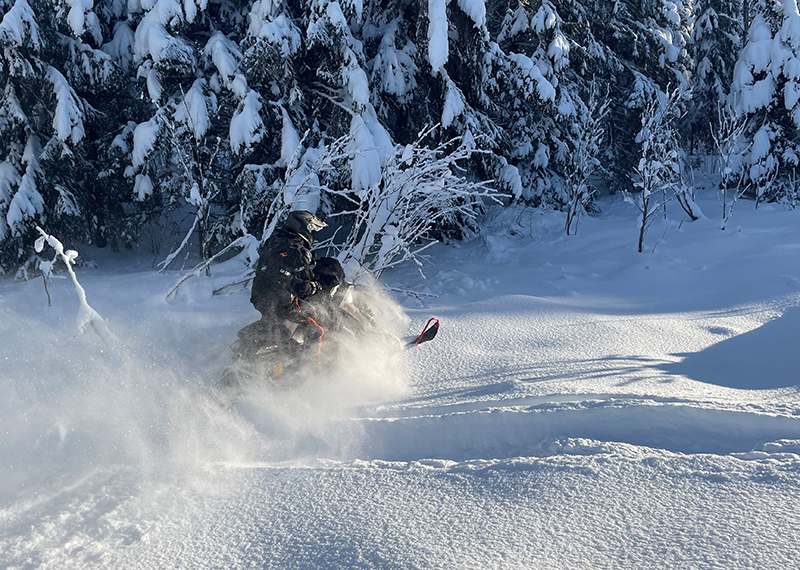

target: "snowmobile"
[216,282,438,402]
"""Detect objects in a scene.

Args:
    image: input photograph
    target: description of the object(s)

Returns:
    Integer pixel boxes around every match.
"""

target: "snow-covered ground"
[2,194,800,569]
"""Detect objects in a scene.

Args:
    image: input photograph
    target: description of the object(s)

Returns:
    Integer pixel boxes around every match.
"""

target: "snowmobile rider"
[250,210,342,346]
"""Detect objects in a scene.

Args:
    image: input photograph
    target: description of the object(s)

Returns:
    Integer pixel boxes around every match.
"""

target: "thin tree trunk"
[638,194,649,253]
[638,218,646,253]
[743,0,751,47]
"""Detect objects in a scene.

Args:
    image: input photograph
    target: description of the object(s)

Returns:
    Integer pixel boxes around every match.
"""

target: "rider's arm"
[286,245,321,300]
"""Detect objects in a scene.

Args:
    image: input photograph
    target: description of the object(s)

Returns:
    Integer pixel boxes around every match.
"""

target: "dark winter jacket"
[250,227,320,321]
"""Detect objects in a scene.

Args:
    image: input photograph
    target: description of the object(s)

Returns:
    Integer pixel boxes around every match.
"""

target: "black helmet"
[314,257,345,290]
[283,210,327,245]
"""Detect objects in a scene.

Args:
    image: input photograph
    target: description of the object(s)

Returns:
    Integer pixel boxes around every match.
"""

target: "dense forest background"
[1,0,798,275]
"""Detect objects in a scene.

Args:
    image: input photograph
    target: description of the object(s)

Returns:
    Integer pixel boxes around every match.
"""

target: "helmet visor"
[307,216,328,232]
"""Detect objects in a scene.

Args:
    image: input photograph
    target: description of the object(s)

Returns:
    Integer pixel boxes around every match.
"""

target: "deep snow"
[2,193,800,569]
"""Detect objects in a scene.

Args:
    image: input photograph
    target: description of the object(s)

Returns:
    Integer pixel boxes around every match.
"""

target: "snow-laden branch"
[34,227,116,342]
[165,234,258,299]
[243,125,501,280]
[712,107,751,230]
[158,211,199,272]
[327,126,502,278]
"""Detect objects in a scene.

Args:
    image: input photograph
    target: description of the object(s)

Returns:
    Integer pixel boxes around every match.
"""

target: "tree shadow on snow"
[659,307,800,390]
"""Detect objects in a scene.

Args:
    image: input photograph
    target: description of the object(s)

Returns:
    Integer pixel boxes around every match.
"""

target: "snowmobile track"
[344,399,800,462]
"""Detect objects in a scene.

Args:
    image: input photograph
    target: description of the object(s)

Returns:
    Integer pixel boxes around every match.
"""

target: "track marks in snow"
[192,437,800,570]
[344,399,800,462]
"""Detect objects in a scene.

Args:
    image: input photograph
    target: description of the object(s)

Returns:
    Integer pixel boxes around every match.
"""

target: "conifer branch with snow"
[327,127,501,278]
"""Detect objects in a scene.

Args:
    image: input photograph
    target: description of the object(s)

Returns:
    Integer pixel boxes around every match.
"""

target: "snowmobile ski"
[407,318,439,347]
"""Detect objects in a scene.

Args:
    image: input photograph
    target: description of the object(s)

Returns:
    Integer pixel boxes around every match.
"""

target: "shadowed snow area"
[2,196,800,569]
[661,306,800,389]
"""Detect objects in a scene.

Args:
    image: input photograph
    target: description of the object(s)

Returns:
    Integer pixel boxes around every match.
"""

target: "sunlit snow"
[1,193,800,568]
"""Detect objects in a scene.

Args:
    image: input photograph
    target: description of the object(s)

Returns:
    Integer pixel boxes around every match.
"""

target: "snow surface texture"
[2,195,800,568]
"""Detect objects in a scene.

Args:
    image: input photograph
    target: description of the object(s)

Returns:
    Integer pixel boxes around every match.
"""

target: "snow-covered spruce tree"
[625,89,683,253]
[398,0,605,209]
[732,0,800,205]
[688,0,743,154]
[232,2,503,246]
[434,0,567,204]
[339,0,527,211]
[229,1,395,246]
[119,0,259,266]
[468,0,693,205]
[0,0,132,272]
[564,0,692,194]
[483,0,570,206]
[299,0,566,212]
